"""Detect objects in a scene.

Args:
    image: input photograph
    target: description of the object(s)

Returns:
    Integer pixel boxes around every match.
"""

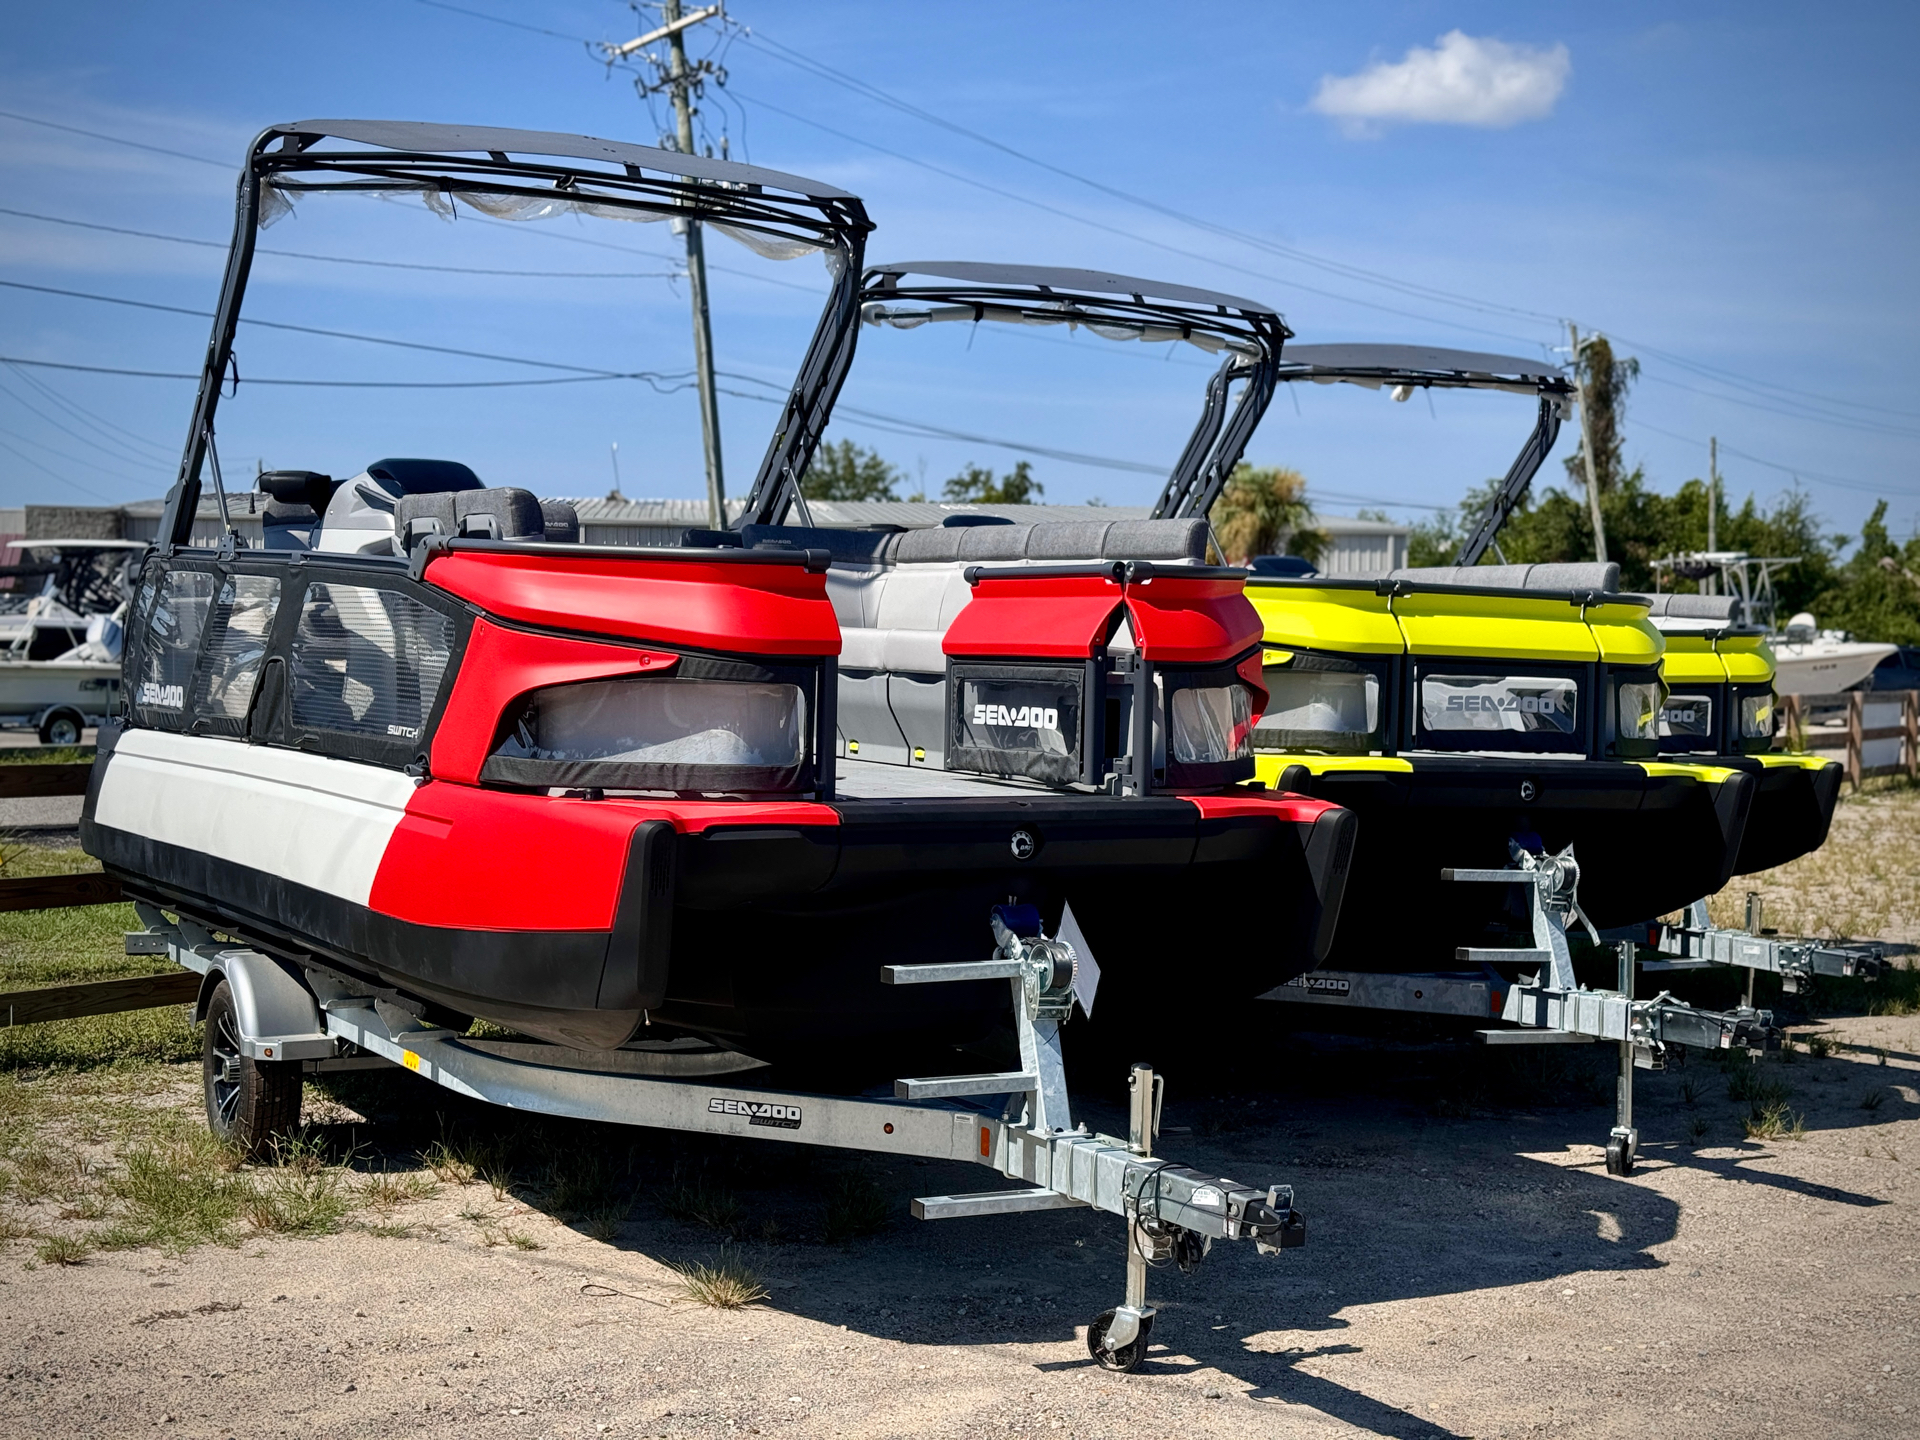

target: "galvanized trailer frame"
[138,901,1301,1373]
[1259,843,1872,1176]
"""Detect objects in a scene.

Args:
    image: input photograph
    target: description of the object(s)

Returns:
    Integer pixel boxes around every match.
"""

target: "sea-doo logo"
[708,1097,802,1129]
[1010,828,1038,861]
[1285,974,1351,996]
[973,703,1060,732]
[1445,692,1566,716]
[138,682,184,709]
[1661,706,1701,726]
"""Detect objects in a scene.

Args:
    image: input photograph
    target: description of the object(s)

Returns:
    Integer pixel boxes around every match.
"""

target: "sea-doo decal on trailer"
[1283,973,1351,997]
[708,1097,803,1129]
[1420,675,1578,736]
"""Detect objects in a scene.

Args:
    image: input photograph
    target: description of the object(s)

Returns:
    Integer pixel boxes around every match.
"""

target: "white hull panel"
[93,729,415,907]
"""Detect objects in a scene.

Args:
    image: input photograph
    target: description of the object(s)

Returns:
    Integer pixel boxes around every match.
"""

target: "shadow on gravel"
[287,1000,1910,1437]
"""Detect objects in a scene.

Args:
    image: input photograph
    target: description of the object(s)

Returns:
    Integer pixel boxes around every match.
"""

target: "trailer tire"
[37,708,83,746]
[202,978,302,1159]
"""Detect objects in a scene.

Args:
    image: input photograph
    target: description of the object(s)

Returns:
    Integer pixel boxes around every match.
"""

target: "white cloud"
[1310,31,1571,134]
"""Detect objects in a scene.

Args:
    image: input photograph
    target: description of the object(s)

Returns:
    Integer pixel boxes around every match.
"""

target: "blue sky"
[1,2,1915,543]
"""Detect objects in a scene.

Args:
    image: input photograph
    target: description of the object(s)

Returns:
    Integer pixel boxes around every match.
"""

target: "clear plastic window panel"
[1740,690,1775,740]
[1256,667,1380,753]
[1420,674,1578,736]
[291,583,456,742]
[1659,692,1715,740]
[192,575,282,722]
[135,570,217,720]
[1170,684,1253,764]
[498,678,807,768]
[1614,678,1665,741]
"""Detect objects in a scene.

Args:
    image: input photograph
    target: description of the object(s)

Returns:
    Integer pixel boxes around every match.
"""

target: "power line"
[0,278,684,380]
[0,420,160,485]
[0,371,172,470]
[1633,417,1915,499]
[0,206,679,279]
[1636,370,1920,442]
[0,435,114,501]
[0,107,230,168]
[2,362,179,459]
[0,355,687,390]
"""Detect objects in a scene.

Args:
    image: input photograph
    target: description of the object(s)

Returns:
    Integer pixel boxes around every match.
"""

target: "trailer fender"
[192,950,334,1062]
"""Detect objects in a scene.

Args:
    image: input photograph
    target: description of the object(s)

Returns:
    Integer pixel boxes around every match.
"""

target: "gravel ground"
[2,1012,1915,1439]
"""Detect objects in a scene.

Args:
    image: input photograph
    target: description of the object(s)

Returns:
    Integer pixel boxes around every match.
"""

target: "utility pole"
[1569,322,1609,565]
[604,3,729,530]
[1705,435,1718,594]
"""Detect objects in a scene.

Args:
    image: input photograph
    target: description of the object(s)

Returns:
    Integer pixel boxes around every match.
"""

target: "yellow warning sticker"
[401,1050,422,1072]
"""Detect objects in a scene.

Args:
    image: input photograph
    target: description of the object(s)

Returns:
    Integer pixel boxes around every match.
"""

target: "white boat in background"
[1650,551,1896,696]
[0,539,141,742]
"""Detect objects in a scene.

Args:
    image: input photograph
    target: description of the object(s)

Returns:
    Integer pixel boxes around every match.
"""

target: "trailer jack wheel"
[1605,1132,1635,1177]
[201,979,303,1160]
[1087,1308,1153,1372]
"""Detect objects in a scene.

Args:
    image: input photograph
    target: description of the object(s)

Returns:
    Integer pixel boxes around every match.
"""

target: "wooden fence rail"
[0,761,94,799]
[0,971,200,1027]
[1780,689,1920,788]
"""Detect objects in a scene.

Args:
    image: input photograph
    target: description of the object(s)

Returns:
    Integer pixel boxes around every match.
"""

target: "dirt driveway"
[3,1010,1915,1440]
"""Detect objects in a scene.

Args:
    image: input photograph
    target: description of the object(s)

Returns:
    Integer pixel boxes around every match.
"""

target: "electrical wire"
[0,278,683,380]
[0,107,229,168]
[0,206,680,279]
[3,362,176,461]
[0,370,171,470]
[0,435,113,501]
[1632,417,1917,499]
[0,420,160,485]
[0,356,683,390]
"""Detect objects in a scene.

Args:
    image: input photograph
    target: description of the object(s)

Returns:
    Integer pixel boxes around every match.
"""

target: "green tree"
[1816,501,1920,643]
[943,460,1043,505]
[801,439,902,501]
[1207,464,1327,566]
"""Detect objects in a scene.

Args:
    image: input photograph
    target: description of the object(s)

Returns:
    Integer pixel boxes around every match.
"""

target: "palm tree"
[1209,465,1326,565]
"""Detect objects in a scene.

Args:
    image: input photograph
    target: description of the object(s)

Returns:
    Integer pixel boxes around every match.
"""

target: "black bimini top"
[159,119,873,553]
[864,261,1278,319]
[1276,343,1571,396]
[836,261,1290,528]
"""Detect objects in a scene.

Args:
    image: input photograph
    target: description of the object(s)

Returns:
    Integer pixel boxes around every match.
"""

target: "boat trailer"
[136,900,1301,1373]
[1262,842,1881,1177]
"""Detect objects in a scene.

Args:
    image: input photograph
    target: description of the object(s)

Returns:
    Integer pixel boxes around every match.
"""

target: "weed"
[364,1222,415,1240]
[1727,1066,1791,1109]
[822,1172,890,1243]
[477,1222,541,1251]
[1861,1087,1888,1111]
[544,1152,623,1219]
[1743,1101,1807,1142]
[508,1230,541,1251]
[1806,1033,1834,1060]
[244,1167,348,1236]
[422,1138,478,1187]
[658,1179,744,1237]
[0,1213,37,1243]
[758,1218,786,1245]
[582,1204,628,1242]
[1687,1117,1710,1143]
[34,1233,92,1266]
[456,1207,487,1223]
[1678,1076,1702,1109]
[100,1128,245,1253]
[359,1168,436,1212]
[673,1251,768,1310]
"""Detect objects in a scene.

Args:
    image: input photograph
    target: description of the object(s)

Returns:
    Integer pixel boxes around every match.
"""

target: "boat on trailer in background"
[0,538,143,743]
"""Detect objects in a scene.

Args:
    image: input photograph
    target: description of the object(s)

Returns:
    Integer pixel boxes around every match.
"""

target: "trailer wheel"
[202,979,302,1159]
[1604,1134,1636,1177]
[1086,1309,1152,1372]
[37,708,83,746]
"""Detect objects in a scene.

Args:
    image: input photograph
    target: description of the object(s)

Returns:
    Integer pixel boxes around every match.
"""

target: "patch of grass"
[581,1203,628,1242]
[1727,1065,1791,1109]
[1743,1101,1807,1142]
[359,1168,436,1211]
[822,1172,890,1243]
[244,1166,348,1236]
[673,1251,767,1309]
[99,1126,245,1253]
[34,1232,92,1266]
[363,1222,417,1240]
[543,1151,623,1219]
[1860,1087,1888,1111]
[1805,1032,1834,1060]
[477,1221,541,1251]
[1687,1117,1710,1144]
[0,745,93,765]
[658,1178,744,1237]
[1678,1076,1703,1108]
[0,1213,38,1243]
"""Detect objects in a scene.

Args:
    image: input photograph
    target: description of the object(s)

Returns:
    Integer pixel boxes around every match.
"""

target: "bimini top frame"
[738,260,1291,530]
[1273,344,1575,568]
[160,119,874,552]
